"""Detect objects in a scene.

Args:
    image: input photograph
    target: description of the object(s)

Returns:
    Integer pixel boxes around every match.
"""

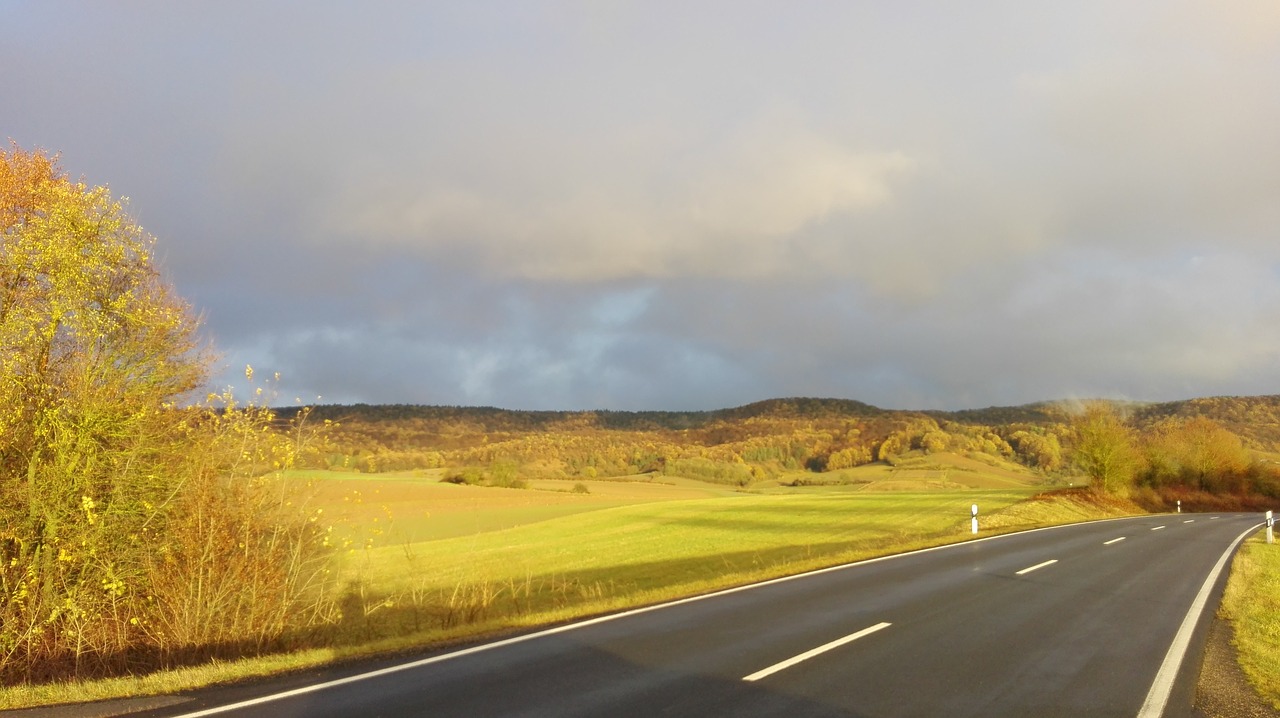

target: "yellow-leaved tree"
[0,144,334,683]
[1070,401,1139,495]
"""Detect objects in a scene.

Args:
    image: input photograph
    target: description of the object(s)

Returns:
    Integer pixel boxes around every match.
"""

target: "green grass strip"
[1220,535,1280,708]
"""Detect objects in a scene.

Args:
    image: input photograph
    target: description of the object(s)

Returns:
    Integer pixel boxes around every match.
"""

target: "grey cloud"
[327,111,919,283]
[5,0,1279,411]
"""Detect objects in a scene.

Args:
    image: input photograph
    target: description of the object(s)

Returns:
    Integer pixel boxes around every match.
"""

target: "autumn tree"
[1008,429,1064,472]
[1141,417,1252,493]
[824,445,872,471]
[876,433,906,463]
[0,144,332,682]
[919,430,950,454]
[1071,402,1139,495]
[2,143,203,676]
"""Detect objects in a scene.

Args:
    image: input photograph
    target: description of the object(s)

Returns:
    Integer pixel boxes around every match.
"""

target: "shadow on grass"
[646,512,969,536]
[325,530,966,647]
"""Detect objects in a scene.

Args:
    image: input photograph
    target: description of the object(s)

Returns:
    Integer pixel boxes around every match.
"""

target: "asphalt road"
[132,513,1263,718]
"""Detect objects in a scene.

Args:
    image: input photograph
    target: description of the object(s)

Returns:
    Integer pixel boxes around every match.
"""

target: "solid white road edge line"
[1104,537,1126,545]
[742,622,892,682]
[1015,559,1058,575]
[164,514,1171,718]
[1136,522,1262,718]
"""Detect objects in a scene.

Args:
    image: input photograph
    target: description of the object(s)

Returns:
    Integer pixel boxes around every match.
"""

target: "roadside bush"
[140,396,338,662]
[0,145,336,683]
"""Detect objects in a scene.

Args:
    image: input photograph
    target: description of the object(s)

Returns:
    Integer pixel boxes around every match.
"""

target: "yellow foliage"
[0,145,336,684]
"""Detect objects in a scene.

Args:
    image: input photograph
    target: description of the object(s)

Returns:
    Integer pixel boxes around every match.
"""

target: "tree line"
[1073,401,1280,507]
[295,396,1280,502]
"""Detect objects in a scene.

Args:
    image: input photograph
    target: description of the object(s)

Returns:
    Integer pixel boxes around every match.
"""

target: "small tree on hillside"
[1071,402,1139,495]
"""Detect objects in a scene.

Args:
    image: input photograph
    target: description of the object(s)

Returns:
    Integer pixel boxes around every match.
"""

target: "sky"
[3,1,1279,411]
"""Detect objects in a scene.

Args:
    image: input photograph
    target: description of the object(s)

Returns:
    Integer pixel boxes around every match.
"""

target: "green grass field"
[313,467,1087,648]
[348,488,1031,605]
[302,471,741,544]
[300,454,1046,548]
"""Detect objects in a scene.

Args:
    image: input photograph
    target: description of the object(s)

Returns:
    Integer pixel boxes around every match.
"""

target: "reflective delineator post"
[1267,511,1274,545]
[1176,500,1181,513]
[971,504,978,535]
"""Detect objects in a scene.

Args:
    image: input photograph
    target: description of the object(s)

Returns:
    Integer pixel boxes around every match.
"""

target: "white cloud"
[681,117,914,238]
[328,111,916,283]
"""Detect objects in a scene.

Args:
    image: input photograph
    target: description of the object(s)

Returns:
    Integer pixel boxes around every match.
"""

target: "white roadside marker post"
[1177,500,1181,513]
[971,504,978,535]
[1267,511,1274,545]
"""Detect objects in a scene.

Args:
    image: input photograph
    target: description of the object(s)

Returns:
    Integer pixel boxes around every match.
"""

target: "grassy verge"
[0,487,1134,710]
[1220,534,1280,708]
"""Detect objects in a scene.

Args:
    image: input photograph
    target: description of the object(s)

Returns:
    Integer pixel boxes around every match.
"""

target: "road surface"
[134,513,1262,718]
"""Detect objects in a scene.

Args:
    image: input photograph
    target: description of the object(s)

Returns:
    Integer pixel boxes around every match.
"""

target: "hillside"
[278,395,1280,485]
[1132,395,1280,450]
[938,395,1280,449]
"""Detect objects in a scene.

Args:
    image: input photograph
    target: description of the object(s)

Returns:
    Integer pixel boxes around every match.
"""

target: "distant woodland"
[280,395,1280,503]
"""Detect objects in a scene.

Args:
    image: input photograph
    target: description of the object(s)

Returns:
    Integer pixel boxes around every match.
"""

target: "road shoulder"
[1197,615,1279,718]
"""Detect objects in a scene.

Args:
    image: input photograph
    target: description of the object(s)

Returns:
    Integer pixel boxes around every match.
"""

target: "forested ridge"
[289,395,1280,439]
[1132,395,1280,448]
[279,396,1280,492]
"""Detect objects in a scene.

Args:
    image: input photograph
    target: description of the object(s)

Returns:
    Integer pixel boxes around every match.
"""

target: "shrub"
[0,145,336,683]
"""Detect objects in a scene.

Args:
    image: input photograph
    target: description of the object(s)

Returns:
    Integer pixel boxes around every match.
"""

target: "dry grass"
[1220,534,1280,708]
[981,488,1144,530]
